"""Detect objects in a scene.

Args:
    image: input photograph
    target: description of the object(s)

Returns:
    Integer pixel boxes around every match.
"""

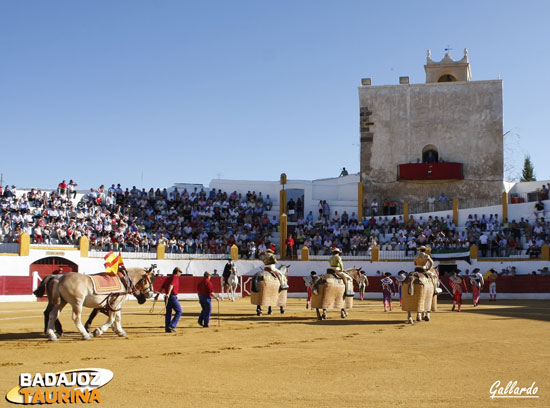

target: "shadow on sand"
[439,300,549,323]
[0,331,48,341]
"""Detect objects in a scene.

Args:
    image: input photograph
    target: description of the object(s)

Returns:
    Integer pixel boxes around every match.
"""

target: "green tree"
[520,155,536,182]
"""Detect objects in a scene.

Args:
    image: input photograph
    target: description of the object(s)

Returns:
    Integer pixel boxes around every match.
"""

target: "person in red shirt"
[163,267,183,333]
[285,234,295,259]
[197,271,219,328]
[58,180,67,196]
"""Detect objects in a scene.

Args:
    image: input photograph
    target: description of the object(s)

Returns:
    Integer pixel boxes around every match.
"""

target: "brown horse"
[34,274,64,336]
[46,266,155,341]
[35,265,157,335]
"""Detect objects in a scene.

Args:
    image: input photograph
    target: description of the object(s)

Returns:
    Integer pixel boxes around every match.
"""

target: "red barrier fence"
[1,274,549,296]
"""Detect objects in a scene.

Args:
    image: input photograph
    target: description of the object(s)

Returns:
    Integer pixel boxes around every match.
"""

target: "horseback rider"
[222,259,235,289]
[415,245,441,294]
[263,249,289,290]
[414,246,433,272]
[327,247,354,297]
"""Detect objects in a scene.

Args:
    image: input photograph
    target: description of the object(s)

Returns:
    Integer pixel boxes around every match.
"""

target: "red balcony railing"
[398,162,463,181]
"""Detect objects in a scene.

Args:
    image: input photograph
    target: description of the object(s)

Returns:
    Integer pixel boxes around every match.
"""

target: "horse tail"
[34,275,58,298]
[33,279,47,298]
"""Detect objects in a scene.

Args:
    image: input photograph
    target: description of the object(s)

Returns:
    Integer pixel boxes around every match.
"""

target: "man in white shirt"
[478,233,489,257]
[427,196,435,212]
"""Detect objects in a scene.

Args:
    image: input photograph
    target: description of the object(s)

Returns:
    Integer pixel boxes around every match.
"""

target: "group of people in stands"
[473,214,549,258]
[0,182,278,259]
[293,212,463,256]
[1,181,548,259]
[292,208,549,258]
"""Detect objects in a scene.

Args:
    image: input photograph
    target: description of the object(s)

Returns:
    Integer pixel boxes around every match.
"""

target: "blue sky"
[1,0,548,190]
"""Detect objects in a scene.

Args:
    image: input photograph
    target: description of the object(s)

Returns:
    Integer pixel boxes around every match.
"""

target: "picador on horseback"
[263,249,289,290]
[401,244,441,324]
[321,247,354,297]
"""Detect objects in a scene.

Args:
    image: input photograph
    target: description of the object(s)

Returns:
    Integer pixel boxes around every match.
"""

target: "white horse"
[46,266,155,341]
[223,268,239,302]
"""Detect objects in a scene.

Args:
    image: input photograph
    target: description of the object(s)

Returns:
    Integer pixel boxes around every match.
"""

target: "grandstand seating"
[1,182,548,261]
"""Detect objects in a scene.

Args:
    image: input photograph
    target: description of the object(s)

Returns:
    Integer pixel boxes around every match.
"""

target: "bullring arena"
[1,171,550,407]
[1,295,548,407]
[1,176,550,406]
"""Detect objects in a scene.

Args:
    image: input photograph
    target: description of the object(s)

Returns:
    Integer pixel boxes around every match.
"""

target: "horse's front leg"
[256,305,262,316]
[71,302,92,340]
[423,311,431,321]
[112,311,127,337]
[84,309,100,333]
[316,308,322,320]
[407,311,414,324]
[416,312,422,322]
[340,308,348,318]
[93,310,114,338]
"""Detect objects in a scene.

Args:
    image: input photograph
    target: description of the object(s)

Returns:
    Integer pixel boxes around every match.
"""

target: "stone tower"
[359,49,503,212]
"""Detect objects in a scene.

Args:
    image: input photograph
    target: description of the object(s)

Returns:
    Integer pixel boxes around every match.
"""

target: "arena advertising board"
[5,368,113,404]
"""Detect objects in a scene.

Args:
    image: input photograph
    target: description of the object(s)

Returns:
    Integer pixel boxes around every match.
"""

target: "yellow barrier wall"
[19,233,30,256]
[157,243,165,260]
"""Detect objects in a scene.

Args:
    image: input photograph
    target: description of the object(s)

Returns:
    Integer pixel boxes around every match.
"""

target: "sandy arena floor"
[0,297,548,407]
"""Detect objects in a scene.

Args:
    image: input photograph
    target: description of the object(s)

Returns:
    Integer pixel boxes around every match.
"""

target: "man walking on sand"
[163,267,183,333]
[197,271,219,328]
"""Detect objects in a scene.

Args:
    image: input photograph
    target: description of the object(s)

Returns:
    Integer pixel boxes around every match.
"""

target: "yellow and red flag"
[104,251,124,275]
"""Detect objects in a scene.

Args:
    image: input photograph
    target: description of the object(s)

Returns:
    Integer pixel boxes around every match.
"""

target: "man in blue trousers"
[163,267,183,333]
[197,271,219,328]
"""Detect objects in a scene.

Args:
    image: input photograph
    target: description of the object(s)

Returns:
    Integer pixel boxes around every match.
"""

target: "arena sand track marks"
[0,299,548,407]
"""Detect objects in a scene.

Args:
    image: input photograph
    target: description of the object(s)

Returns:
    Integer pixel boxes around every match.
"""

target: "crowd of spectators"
[0,182,278,259]
[292,208,549,258]
[1,181,549,260]
[473,215,550,258]
[293,211,464,256]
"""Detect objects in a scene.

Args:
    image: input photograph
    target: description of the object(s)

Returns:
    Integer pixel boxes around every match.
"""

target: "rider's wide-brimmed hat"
[331,247,342,254]
[265,249,275,255]
[417,245,427,251]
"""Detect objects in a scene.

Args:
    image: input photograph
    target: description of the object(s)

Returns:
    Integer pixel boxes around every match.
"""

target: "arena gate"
[0,257,78,297]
